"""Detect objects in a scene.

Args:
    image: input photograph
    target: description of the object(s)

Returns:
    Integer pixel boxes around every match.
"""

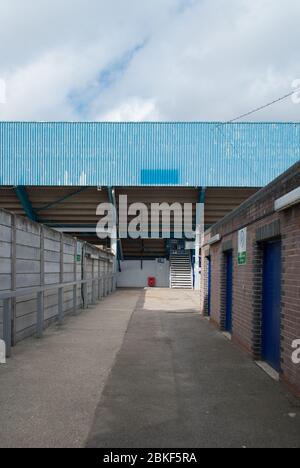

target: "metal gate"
[225,252,233,333]
[262,241,282,371]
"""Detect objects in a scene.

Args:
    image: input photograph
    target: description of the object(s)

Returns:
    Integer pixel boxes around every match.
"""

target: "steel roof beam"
[199,187,206,204]
[15,186,39,222]
[35,187,88,213]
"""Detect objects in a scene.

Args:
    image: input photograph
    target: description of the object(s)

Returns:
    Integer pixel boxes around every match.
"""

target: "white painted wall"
[117,260,170,288]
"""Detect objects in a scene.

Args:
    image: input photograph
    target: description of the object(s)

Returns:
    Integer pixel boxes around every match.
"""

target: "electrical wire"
[219,86,300,125]
[211,85,300,186]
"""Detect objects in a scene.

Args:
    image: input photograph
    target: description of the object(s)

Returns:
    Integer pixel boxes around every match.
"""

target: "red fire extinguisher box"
[148,277,156,288]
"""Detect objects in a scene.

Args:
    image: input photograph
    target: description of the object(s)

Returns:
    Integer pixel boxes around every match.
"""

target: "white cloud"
[98,98,160,122]
[0,0,299,121]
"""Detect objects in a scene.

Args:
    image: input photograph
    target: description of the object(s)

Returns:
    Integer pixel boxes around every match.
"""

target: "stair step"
[170,250,192,290]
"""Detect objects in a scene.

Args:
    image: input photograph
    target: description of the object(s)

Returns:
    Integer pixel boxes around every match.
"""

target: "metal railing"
[0,273,117,358]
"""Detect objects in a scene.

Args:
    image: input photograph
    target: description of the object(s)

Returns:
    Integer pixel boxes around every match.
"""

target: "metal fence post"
[58,233,64,323]
[11,214,17,346]
[92,257,96,305]
[82,243,88,308]
[103,260,107,297]
[58,287,64,324]
[109,264,113,294]
[105,261,108,296]
[98,256,101,301]
[36,291,44,338]
[83,282,88,308]
[37,226,45,339]
[73,239,78,315]
[91,279,95,305]
[3,298,12,358]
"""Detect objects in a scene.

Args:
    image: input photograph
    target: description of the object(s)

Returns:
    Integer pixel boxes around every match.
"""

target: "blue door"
[207,257,212,316]
[225,252,233,333]
[262,241,282,371]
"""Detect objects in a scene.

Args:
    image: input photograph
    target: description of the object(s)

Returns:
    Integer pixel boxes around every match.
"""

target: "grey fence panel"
[16,244,40,260]
[0,240,11,258]
[62,239,74,315]
[76,241,83,310]
[0,209,115,352]
[0,225,12,242]
[13,217,41,342]
[0,259,11,274]
[0,211,12,339]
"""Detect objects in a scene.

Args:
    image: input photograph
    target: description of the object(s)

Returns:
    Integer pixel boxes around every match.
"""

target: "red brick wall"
[281,204,300,396]
[210,243,221,327]
[200,162,300,398]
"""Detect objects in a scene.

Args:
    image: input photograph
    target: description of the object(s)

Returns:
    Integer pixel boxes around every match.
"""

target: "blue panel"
[208,257,212,317]
[262,241,282,371]
[225,251,233,333]
[0,122,299,187]
[141,169,179,185]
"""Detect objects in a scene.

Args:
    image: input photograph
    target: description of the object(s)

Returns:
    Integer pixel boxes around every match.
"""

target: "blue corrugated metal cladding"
[0,122,299,187]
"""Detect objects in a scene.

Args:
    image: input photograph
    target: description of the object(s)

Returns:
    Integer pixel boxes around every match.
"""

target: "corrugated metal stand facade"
[1,122,299,187]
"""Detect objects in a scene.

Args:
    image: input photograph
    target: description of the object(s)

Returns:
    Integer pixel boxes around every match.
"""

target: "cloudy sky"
[0,0,299,121]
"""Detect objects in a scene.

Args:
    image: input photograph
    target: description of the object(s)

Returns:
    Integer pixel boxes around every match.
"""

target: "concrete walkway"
[0,290,138,448]
[0,289,300,448]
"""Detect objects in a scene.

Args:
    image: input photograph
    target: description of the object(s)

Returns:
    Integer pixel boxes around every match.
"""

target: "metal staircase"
[170,251,193,289]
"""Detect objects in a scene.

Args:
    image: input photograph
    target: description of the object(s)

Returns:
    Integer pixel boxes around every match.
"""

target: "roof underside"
[0,122,299,187]
[0,186,258,256]
[0,186,257,227]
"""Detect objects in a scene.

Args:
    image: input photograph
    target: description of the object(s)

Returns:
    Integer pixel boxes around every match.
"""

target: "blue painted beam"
[199,187,206,204]
[35,187,88,212]
[15,186,39,222]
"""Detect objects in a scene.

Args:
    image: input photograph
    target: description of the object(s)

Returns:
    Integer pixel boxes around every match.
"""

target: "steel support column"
[108,187,123,275]
[194,187,206,291]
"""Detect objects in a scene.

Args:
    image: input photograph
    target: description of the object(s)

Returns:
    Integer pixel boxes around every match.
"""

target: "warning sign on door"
[238,228,247,265]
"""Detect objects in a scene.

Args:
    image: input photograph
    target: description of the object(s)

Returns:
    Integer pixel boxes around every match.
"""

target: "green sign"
[76,243,82,263]
[238,251,247,265]
[238,228,247,265]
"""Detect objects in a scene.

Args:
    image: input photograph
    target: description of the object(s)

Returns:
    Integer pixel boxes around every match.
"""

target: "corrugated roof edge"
[0,121,300,125]
[209,159,300,234]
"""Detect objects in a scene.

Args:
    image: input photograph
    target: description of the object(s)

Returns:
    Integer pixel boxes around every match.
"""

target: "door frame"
[207,256,212,317]
[225,250,233,333]
[261,239,282,372]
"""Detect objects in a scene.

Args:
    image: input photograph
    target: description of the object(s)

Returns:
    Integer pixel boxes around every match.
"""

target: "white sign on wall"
[238,228,247,265]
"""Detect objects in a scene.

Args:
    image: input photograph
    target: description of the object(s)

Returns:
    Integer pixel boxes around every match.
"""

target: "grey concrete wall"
[0,210,12,340]
[0,209,114,344]
[117,260,170,288]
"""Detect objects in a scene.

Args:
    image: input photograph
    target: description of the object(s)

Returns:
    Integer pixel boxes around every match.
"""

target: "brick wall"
[281,204,300,395]
[200,161,300,398]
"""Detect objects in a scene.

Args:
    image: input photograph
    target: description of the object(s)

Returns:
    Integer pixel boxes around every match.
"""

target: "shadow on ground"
[86,289,300,449]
